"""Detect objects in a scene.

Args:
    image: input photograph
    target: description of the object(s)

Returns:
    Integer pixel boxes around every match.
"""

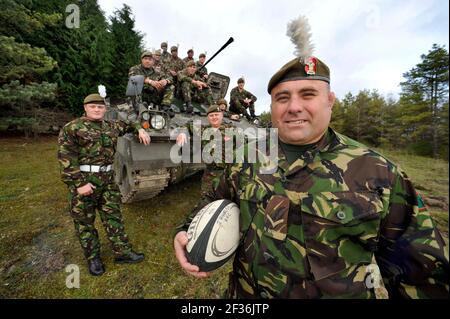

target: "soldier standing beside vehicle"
[173,16,449,298]
[128,51,174,113]
[229,77,257,121]
[58,93,150,276]
[178,60,214,114]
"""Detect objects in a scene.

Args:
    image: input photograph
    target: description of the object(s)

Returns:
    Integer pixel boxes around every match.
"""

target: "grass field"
[0,136,448,298]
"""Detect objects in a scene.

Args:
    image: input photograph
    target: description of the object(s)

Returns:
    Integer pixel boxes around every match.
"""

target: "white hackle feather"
[98,85,107,98]
[286,15,314,61]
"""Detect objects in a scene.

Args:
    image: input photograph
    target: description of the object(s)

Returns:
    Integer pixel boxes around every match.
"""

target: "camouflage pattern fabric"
[229,86,257,116]
[128,64,174,106]
[165,56,185,76]
[178,69,213,105]
[161,51,171,64]
[183,56,194,63]
[58,117,140,259]
[176,128,449,299]
[69,178,132,260]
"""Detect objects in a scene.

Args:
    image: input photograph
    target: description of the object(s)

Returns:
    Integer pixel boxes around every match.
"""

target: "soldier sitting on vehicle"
[229,77,257,121]
[177,60,214,114]
[217,98,239,120]
[196,53,208,81]
[183,48,194,64]
[128,51,174,114]
[166,46,185,95]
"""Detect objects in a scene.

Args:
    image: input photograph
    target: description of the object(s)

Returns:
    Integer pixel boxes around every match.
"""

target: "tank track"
[121,168,171,203]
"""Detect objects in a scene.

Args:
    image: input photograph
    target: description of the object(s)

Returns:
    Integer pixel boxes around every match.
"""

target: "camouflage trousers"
[179,81,214,105]
[229,101,255,117]
[68,182,132,260]
[143,84,174,106]
[201,168,224,197]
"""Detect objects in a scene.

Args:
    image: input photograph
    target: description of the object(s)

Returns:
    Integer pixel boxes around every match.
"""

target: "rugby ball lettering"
[186,199,240,272]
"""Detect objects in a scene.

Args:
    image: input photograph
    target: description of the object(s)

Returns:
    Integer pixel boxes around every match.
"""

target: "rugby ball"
[186,199,240,272]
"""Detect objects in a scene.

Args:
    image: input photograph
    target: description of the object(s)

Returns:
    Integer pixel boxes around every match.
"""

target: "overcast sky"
[98,0,449,114]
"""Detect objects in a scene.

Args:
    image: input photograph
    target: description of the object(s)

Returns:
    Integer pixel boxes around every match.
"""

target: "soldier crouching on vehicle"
[178,60,214,114]
[129,51,174,114]
[58,93,150,276]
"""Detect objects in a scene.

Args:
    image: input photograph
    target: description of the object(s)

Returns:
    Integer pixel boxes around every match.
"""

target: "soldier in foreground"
[58,93,150,276]
[229,77,257,121]
[173,16,449,298]
[178,60,214,114]
[176,105,233,196]
[128,51,174,113]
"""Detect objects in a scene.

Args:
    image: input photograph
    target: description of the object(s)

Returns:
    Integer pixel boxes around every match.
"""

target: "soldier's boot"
[185,102,194,115]
[114,250,145,264]
[162,104,175,118]
[88,256,105,276]
[243,110,252,121]
[250,110,256,120]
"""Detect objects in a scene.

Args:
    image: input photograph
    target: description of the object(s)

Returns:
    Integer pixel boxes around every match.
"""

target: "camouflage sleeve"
[57,125,85,189]
[376,167,449,298]
[112,120,142,136]
[174,163,238,236]
[128,65,140,77]
[177,71,192,84]
[230,88,240,106]
[247,90,257,102]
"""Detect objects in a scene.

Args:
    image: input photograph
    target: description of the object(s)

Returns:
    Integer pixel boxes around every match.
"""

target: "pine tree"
[107,4,144,100]
[400,44,449,158]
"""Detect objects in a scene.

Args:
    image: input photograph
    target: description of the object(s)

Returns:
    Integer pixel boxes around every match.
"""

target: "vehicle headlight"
[141,111,150,121]
[150,115,166,130]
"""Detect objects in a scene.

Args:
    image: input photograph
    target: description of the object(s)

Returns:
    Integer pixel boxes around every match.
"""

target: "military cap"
[83,93,105,105]
[237,77,245,84]
[170,46,178,52]
[161,42,168,48]
[267,57,330,93]
[199,53,206,58]
[141,50,153,59]
[185,60,196,67]
[207,104,222,115]
[154,49,162,56]
[217,98,227,106]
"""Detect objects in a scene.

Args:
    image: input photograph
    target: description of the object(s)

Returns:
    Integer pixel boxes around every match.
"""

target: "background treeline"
[0,0,144,134]
[1,1,448,159]
[260,44,449,159]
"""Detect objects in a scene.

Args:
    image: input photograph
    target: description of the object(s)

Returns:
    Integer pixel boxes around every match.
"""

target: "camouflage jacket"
[180,122,236,171]
[58,117,141,189]
[196,61,208,79]
[177,69,204,85]
[183,56,194,63]
[161,51,171,64]
[230,86,257,107]
[177,128,449,299]
[128,64,173,85]
[165,56,185,75]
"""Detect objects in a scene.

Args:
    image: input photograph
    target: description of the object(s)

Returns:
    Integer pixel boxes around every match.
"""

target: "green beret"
[141,51,153,59]
[217,98,227,106]
[199,53,206,58]
[161,42,168,48]
[154,49,162,56]
[207,105,222,115]
[83,93,105,105]
[237,77,245,84]
[267,56,330,94]
[170,46,178,52]
[185,60,196,67]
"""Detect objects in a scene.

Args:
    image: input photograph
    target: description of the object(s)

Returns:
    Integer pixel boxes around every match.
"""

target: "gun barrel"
[199,37,234,71]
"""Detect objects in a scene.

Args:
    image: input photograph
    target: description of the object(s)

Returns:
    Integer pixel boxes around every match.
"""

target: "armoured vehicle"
[105,38,262,203]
